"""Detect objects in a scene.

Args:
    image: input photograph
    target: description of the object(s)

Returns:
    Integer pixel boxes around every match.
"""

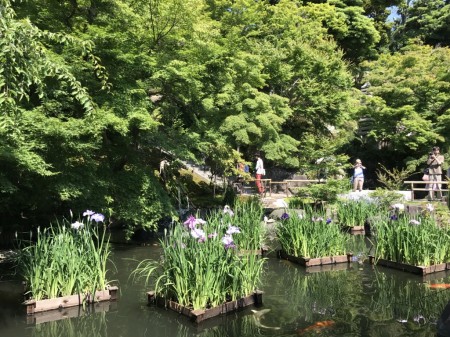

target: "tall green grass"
[228,197,265,250]
[276,207,348,258]
[15,211,112,301]
[374,214,450,266]
[335,199,382,228]
[133,201,266,311]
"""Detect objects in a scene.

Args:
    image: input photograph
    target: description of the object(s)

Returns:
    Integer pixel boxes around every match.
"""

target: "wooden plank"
[27,300,116,325]
[151,291,263,323]
[32,294,83,313]
[23,287,118,314]
[368,256,450,275]
[278,250,351,267]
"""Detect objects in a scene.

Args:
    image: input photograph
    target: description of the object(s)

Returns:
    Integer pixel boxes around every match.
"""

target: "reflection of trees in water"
[31,311,107,337]
[369,270,449,324]
[261,257,448,336]
[155,310,263,337]
[264,261,362,330]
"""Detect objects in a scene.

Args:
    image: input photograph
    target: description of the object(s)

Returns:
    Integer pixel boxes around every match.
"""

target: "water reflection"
[1,241,450,337]
[31,310,109,337]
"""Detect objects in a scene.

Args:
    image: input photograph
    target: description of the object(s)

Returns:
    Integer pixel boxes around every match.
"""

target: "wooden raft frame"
[278,250,352,267]
[147,290,263,323]
[23,286,118,315]
[369,256,450,275]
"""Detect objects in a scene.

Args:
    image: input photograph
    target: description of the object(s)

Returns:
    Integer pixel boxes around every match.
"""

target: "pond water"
[1,237,450,337]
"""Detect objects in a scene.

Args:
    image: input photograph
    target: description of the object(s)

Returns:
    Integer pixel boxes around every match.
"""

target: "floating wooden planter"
[369,255,450,275]
[23,286,118,315]
[147,290,263,323]
[278,250,352,267]
[341,225,365,235]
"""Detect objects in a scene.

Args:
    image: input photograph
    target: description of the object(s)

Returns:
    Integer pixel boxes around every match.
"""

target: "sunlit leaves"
[361,44,450,157]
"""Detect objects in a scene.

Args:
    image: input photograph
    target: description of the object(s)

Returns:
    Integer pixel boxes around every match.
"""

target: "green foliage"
[359,44,450,167]
[229,198,266,251]
[335,199,382,228]
[3,0,448,241]
[376,163,416,190]
[276,207,348,258]
[295,179,349,203]
[367,188,405,209]
[392,0,450,50]
[374,213,450,266]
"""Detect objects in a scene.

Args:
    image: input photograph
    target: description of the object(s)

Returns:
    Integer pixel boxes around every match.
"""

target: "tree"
[0,0,174,236]
[391,0,450,50]
[358,44,450,170]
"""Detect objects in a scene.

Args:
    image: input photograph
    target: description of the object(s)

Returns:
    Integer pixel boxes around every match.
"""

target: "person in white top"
[353,159,366,192]
[255,154,265,195]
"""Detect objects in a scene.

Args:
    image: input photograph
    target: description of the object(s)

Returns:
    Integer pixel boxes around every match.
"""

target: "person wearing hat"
[353,159,366,192]
[427,146,444,200]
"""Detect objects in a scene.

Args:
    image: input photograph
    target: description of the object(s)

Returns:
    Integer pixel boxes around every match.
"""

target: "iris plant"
[133,199,266,311]
[16,210,112,301]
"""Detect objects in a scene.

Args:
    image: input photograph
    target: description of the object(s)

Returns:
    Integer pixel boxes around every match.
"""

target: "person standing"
[255,153,265,196]
[353,159,366,192]
[427,146,444,200]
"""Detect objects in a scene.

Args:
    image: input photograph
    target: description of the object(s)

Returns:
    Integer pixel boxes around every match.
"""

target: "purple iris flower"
[409,219,420,226]
[190,228,206,241]
[390,214,398,220]
[280,213,289,220]
[83,210,95,217]
[326,218,332,224]
[183,215,197,229]
[223,205,234,217]
[183,215,206,229]
[91,213,105,222]
[71,221,84,230]
[226,225,241,235]
[221,235,236,249]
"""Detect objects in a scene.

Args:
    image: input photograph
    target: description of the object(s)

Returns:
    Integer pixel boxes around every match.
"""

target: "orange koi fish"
[297,320,335,335]
[427,284,450,289]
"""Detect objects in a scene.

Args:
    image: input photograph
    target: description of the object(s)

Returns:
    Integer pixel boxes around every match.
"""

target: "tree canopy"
[1,0,450,238]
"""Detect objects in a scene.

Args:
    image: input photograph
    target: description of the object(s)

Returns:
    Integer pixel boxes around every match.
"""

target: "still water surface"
[1,238,450,337]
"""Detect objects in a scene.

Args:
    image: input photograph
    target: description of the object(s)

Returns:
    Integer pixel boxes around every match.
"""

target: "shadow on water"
[1,237,450,337]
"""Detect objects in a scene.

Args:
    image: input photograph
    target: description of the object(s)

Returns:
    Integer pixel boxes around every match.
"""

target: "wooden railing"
[403,180,449,201]
[269,179,323,197]
[233,178,323,197]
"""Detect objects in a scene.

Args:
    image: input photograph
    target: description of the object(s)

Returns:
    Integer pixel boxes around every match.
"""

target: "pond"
[1,237,450,337]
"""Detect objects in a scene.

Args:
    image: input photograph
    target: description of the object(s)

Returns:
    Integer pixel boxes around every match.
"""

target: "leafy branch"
[376,163,415,191]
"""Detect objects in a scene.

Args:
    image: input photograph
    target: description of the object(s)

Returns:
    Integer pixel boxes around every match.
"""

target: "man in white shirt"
[255,154,265,195]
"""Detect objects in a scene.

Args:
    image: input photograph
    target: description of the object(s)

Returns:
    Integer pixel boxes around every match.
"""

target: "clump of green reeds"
[374,214,450,266]
[335,199,382,228]
[133,202,266,311]
[15,210,112,301]
[276,207,348,258]
[228,197,266,250]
